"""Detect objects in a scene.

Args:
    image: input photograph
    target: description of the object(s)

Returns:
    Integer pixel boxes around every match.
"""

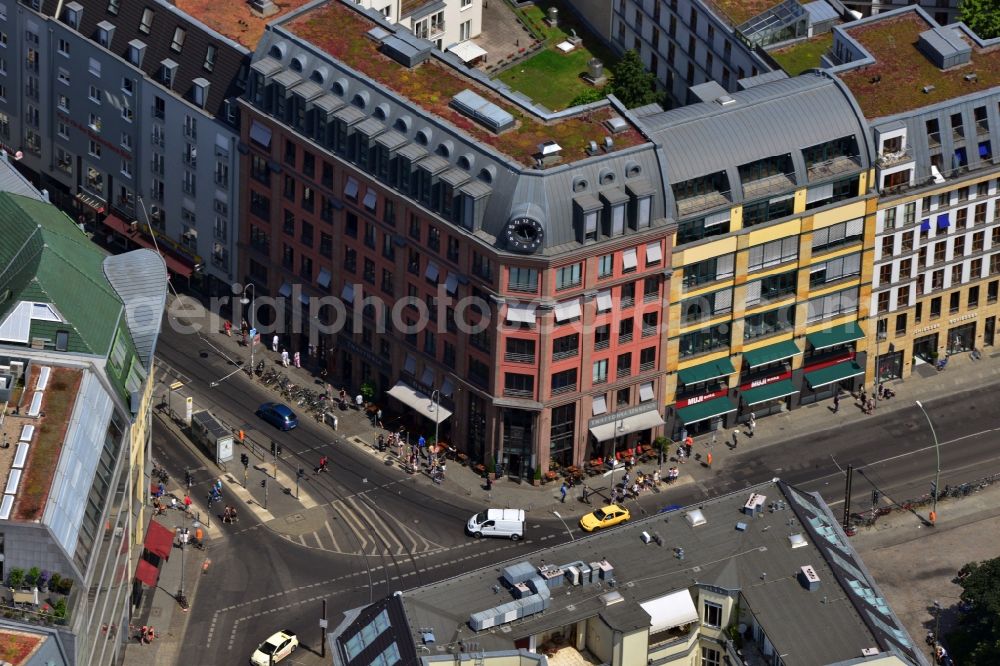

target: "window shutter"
[715,253,734,279]
[745,280,762,306]
[845,217,864,236]
[714,289,732,313]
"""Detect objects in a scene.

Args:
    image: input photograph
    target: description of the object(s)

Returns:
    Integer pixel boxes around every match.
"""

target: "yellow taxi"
[579,504,631,532]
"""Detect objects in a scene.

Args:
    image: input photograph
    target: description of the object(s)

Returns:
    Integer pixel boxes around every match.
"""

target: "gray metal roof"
[102,249,167,371]
[639,73,872,201]
[374,129,408,151]
[804,0,839,23]
[0,156,46,201]
[394,481,925,665]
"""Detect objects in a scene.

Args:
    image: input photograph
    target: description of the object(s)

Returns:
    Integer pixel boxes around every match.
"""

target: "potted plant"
[359,381,375,407]
[25,567,40,589]
[7,568,24,591]
[38,570,50,593]
[48,573,61,596]
[486,456,496,480]
[533,465,543,486]
[57,577,73,596]
[53,598,67,624]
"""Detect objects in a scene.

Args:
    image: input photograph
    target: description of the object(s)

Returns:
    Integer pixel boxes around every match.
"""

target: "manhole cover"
[285,513,305,524]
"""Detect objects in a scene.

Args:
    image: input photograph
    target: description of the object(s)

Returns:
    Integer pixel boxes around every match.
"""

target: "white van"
[467,508,525,540]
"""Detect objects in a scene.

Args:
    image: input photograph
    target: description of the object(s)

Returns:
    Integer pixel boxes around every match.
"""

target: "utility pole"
[176,528,189,611]
[261,478,268,510]
[296,468,304,499]
[842,464,854,533]
[241,284,256,379]
[241,452,249,488]
[321,599,328,658]
[915,400,941,525]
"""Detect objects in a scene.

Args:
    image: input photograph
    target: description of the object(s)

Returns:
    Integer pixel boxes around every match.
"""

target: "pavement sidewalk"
[160,294,1000,523]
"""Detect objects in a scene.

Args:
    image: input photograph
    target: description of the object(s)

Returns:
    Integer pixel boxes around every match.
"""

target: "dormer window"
[128,39,146,67]
[203,44,217,72]
[107,0,120,15]
[170,27,186,53]
[96,21,115,48]
[192,78,210,109]
[63,2,83,30]
[139,8,154,34]
[160,58,178,88]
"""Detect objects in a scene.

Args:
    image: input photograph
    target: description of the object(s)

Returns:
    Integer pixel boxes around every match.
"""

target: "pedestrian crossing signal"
[241,453,249,468]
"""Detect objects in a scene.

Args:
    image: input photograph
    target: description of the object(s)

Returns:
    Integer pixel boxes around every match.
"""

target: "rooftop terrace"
[285,0,645,167]
[1,366,81,522]
[769,32,833,75]
[838,12,1000,119]
[174,0,313,49]
[0,629,44,665]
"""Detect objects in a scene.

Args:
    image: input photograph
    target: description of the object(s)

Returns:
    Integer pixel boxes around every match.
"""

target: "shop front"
[876,348,903,381]
[738,339,802,420]
[913,333,938,363]
[800,322,866,405]
[671,357,736,438]
[588,405,665,460]
[947,322,976,355]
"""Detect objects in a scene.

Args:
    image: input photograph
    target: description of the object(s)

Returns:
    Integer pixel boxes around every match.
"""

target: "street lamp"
[915,400,941,525]
[932,599,941,656]
[430,389,441,461]
[605,419,626,499]
[241,284,256,379]
[552,511,575,542]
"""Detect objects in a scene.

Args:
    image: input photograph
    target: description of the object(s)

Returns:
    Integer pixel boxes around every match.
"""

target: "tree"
[569,87,606,108]
[608,50,659,109]
[948,556,1000,664]
[960,0,1000,39]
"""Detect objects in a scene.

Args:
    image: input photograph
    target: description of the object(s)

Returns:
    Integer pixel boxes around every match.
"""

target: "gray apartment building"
[0,0,248,297]
[0,159,167,665]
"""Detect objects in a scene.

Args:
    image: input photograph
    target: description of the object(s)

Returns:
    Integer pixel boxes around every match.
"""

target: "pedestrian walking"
[356,394,364,410]
[183,494,192,511]
[860,385,867,406]
[684,435,694,459]
[676,446,686,464]
[560,482,568,503]
[833,392,840,413]
[706,452,713,469]
[272,335,279,353]
[748,412,756,438]
[281,348,290,367]
[224,320,232,337]
[293,351,301,368]
[732,428,739,448]
[376,409,384,428]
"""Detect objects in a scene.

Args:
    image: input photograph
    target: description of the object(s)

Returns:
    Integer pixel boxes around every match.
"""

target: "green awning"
[741,380,798,406]
[677,357,735,385]
[804,361,864,389]
[676,397,736,425]
[742,340,801,368]
[806,321,865,351]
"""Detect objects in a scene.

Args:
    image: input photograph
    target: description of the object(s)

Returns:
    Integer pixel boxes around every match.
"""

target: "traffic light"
[277,445,283,456]
[260,479,266,488]
[930,481,937,497]
[872,489,880,505]
[297,468,304,480]
[184,470,193,487]
[270,441,277,455]
[241,453,249,468]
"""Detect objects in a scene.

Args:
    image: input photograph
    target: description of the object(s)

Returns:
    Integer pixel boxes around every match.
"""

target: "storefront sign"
[674,388,728,409]
[803,350,856,374]
[949,312,978,324]
[588,403,660,428]
[914,324,941,334]
[739,370,792,392]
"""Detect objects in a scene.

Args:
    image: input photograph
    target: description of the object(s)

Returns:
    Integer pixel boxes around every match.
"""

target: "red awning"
[143,520,174,560]
[134,559,160,587]
[101,214,195,278]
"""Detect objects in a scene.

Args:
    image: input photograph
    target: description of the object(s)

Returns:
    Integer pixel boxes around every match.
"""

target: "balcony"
[594,339,610,351]
[807,154,861,181]
[620,296,635,309]
[618,332,633,344]
[184,124,197,140]
[149,187,164,203]
[617,366,632,378]
[642,324,657,338]
[150,160,164,176]
[675,189,731,218]
[182,151,197,167]
[504,352,535,364]
[112,198,136,220]
[551,383,577,396]
[876,147,913,168]
[928,132,941,149]
[639,360,655,372]
[508,281,537,293]
[553,349,578,361]
[151,132,164,147]
[592,376,608,386]
[644,291,659,303]
[977,119,990,137]
[503,387,533,398]
[742,172,796,200]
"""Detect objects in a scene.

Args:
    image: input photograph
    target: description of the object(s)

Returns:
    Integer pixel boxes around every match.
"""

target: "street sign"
[170,381,184,390]
[185,396,193,424]
[319,619,328,629]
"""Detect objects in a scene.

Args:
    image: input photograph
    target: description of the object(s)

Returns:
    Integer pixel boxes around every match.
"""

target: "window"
[121,106,134,122]
[556,263,582,290]
[809,253,861,286]
[813,218,864,253]
[505,338,536,364]
[683,255,735,289]
[58,38,70,56]
[598,254,614,278]
[747,237,797,271]
[904,202,916,225]
[509,267,538,292]
[139,8,154,34]
[593,359,609,385]
[742,195,795,228]
[895,312,907,336]
[746,270,796,306]
[744,305,795,339]
[969,285,980,308]
[703,601,723,628]
[806,287,859,323]
[120,159,132,178]
[89,140,102,157]
[504,373,534,398]
[884,207,897,230]
[679,323,730,357]
[89,85,102,103]
[551,369,577,395]
[88,57,100,77]
[950,291,960,314]
[57,94,70,111]
[877,291,890,314]
[594,325,610,351]
[680,289,732,322]
[204,44,217,72]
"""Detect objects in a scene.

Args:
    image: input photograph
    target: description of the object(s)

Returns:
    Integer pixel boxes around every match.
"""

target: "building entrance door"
[947,323,976,355]
[985,316,995,347]
[913,333,939,363]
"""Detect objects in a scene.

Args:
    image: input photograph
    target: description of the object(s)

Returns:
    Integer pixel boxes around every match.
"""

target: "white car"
[250,629,298,665]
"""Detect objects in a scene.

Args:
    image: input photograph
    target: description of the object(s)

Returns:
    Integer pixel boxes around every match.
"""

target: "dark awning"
[741,380,798,406]
[742,339,801,368]
[805,361,864,389]
[677,358,735,385]
[806,321,864,351]
[134,559,159,587]
[144,520,173,560]
[676,397,736,425]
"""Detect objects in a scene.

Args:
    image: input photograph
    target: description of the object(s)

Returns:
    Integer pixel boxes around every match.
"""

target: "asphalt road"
[153,323,1000,665]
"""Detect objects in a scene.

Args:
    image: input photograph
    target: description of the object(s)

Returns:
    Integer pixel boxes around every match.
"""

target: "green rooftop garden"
[704,0,785,27]
[769,33,833,76]
[496,3,618,111]
[838,12,1000,119]
[287,1,644,166]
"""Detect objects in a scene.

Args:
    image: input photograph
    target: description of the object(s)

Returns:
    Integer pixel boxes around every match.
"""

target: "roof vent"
[744,493,767,516]
[798,565,821,591]
[605,116,628,134]
[788,533,808,549]
[861,648,880,657]
[965,72,978,82]
[917,26,971,69]
[602,136,614,151]
[601,590,624,606]
[538,140,562,156]
[367,26,391,42]
[685,509,706,527]
[922,85,936,94]
[716,95,736,106]
[586,140,599,156]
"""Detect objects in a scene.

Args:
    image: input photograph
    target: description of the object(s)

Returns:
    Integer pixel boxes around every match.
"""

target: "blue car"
[256,402,298,431]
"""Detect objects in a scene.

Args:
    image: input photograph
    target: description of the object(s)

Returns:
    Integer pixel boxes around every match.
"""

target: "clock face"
[506,216,544,253]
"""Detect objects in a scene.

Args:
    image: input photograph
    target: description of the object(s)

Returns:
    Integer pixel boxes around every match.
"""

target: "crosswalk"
[281,494,444,556]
